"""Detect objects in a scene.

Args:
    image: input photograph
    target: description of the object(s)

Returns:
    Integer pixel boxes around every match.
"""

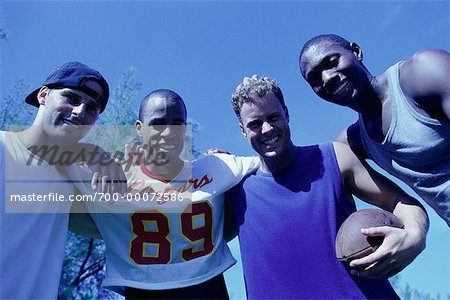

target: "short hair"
[138,89,187,121]
[231,75,286,122]
[299,34,352,76]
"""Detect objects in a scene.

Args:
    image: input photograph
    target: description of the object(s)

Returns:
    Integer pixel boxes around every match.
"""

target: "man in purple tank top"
[299,34,450,227]
[228,75,429,298]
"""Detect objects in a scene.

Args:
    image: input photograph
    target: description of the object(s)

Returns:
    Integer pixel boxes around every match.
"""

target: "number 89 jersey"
[88,154,259,295]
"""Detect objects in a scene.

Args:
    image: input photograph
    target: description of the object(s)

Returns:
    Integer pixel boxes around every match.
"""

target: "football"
[335,209,404,264]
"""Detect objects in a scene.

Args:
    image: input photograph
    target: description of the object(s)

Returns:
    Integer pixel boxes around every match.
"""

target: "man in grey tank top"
[299,34,450,228]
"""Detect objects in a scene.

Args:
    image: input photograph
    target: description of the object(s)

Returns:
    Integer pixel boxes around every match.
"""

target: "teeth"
[331,82,347,95]
[160,144,175,150]
[263,137,278,145]
[63,119,79,126]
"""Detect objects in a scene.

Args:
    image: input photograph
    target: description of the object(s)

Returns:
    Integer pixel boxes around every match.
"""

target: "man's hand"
[83,144,127,195]
[349,225,425,278]
[204,147,231,155]
[334,141,429,279]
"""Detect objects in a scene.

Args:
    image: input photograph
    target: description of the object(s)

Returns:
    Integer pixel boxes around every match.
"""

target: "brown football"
[335,209,404,264]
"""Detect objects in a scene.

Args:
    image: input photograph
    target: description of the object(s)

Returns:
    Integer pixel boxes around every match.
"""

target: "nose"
[261,121,273,135]
[72,103,86,118]
[322,70,339,89]
[159,125,174,137]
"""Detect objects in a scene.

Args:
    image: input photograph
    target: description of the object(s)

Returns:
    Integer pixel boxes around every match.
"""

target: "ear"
[284,106,290,123]
[350,42,363,61]
[37,86,50,105]
[239,123,247,138]
[135,120,143,136]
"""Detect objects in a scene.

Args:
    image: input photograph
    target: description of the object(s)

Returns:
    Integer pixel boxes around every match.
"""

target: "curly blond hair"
[231,75,286,121]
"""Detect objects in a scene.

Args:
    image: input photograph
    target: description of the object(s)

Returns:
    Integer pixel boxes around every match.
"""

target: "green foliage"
[58,232,119,299]
[99,68,141,126]
[184,118,202,159]
[0,78,34,130]
[390,275,449,300]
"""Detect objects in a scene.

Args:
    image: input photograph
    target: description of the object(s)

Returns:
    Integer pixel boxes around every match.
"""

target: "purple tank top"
[230,143,399,299]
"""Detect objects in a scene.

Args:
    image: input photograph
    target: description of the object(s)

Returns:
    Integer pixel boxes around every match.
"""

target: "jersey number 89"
[129,202,214,264]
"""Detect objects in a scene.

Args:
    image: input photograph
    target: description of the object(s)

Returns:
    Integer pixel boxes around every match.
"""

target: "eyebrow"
[148,118,186,125]
[148,118,166,124]
[246,119,261,127]
[306,53,338,80]
[62,90,101,109]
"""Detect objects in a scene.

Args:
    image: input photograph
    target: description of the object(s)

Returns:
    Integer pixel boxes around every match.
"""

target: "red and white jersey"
[88,154,259,294]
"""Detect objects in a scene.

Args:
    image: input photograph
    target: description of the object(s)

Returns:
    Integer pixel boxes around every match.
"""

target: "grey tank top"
[359,62,450,227]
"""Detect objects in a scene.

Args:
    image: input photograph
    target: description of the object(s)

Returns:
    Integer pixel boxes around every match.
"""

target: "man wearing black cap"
[0,61,124,299]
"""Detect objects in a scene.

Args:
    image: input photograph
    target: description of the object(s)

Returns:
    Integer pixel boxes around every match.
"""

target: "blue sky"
[1,1,449,298]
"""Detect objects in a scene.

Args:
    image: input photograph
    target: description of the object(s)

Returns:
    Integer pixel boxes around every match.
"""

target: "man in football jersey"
[83,89,259,299]
[0,61,125,299]
[299,34,450,227]
[228,75,428,298]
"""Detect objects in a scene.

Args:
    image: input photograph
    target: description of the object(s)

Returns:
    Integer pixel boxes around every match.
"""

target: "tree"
[99,68,141,126]
[58,232,113,299]
[0,78,34,130]
[390,276,448,300]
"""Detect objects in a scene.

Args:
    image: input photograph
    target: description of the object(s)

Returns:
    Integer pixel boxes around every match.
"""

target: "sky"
[1,1,449,298]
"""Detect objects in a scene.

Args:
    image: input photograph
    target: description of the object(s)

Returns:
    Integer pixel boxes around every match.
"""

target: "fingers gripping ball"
[335,209,404,265]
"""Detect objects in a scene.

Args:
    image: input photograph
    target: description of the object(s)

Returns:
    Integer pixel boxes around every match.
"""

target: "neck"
[18,126,68,151]
[259,143,297,174]
[356,73,388,115]
[145,158,184,181]
[20,112,65,150]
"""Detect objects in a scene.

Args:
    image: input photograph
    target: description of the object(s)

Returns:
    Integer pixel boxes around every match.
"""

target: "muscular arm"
[400,49,450,119]
[333,142,429,278]
[335,121,368,159]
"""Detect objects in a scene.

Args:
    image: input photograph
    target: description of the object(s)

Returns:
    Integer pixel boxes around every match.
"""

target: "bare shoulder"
[400,49,450,98]
[402,49,449,73]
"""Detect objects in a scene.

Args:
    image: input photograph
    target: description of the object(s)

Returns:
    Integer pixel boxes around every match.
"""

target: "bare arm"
[400,49,450,119]
[335,122,368,159]
[333,142,429,278]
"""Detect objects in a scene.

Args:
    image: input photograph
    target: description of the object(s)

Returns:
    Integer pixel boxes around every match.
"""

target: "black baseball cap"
[25,61,110,113]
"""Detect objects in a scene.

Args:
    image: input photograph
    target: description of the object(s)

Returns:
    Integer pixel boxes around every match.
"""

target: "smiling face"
[300,42,370,110]
[136,95,186,172]
[37,79,102,143]
[239,91,294,160]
